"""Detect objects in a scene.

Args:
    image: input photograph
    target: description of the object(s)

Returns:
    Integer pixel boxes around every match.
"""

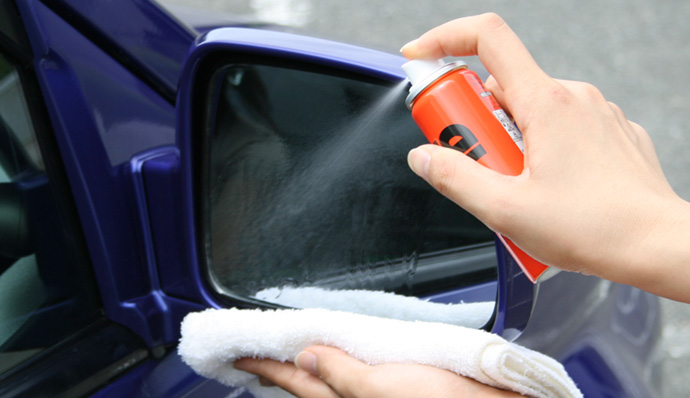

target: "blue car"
[0,0,661,397]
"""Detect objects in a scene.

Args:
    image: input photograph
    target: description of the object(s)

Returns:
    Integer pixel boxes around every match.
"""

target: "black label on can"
[438,124,486,161]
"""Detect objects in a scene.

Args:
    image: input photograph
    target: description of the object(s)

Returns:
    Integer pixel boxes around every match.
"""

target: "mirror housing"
[173,27,536,339]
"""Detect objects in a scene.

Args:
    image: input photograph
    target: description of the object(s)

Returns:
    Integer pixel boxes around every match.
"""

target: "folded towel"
[253,286,494,328]
[178,308,582,398]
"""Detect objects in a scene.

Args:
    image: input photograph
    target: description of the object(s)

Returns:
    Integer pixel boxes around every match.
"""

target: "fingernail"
[294,351,318,376]
[407,147,431,179]
[400,39,418,54]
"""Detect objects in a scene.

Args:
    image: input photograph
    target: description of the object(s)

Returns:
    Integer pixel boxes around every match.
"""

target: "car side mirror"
[174,28,536,336]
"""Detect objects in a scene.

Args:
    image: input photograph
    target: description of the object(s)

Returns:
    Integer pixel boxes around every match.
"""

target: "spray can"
[403,59,549,283]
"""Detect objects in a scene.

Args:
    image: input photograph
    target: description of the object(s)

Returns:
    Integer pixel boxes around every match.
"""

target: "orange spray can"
[403,59,549,283]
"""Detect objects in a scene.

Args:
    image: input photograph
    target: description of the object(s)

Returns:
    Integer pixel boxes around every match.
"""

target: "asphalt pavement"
[160,1,690,395]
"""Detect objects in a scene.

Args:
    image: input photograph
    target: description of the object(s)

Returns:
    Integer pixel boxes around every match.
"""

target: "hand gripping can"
[403,59,549,283]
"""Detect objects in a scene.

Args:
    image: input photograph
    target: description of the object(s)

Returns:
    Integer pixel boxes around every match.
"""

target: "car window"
[0,0,29,50]
[0,51,101,375]
[202,63,496,310]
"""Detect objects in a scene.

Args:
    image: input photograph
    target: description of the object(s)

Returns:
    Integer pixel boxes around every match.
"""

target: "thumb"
[407,144,516,229]
[295,346,370,398]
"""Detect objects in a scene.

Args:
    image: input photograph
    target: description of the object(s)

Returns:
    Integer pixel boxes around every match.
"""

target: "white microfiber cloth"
[253,286,494,328]
[178,308,582,398]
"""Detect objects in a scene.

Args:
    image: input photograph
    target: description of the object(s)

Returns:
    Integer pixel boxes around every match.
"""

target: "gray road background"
[160,1,690,395]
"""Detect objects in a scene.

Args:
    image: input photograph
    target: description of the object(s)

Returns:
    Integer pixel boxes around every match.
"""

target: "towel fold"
[253,286,494,328]
[179,308,582,398]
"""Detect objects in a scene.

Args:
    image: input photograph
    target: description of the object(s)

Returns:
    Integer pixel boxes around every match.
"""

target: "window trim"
[0,319,149,397]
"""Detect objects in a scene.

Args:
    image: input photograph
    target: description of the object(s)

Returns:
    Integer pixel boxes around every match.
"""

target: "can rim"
[405,60,468,109]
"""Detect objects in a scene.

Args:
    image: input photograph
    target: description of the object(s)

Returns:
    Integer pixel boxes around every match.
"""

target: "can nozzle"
[402,59,468,108]
[402,59,446,86]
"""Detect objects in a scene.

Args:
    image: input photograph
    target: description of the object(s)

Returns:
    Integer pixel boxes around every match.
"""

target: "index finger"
[401,13,550,108]
[300,345,373,397]
[233,357,340,398]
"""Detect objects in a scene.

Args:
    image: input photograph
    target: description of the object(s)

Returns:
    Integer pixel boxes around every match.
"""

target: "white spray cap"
[402,58,468,108]
[402,59,446,86]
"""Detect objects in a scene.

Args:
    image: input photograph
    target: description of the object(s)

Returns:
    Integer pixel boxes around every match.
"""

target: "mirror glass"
[201,62,497,328]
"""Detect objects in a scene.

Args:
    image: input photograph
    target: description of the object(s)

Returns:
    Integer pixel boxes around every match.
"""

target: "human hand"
[234,345,522,397]
[401,14,690,302]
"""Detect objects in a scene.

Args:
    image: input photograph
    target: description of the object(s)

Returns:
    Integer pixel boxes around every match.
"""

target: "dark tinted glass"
[204,64,495,301]
[0,53,101,375]
[0,0,30,51]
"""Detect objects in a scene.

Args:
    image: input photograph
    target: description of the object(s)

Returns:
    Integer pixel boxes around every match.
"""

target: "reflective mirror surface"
[202,63,497,326]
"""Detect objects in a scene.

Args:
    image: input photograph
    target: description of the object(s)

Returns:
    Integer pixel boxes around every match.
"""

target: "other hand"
[401,14,690,302]
[234,345,522,397]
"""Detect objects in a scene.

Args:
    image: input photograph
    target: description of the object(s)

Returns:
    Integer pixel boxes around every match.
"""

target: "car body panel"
[40,0,196,102]
[16,0,194,348]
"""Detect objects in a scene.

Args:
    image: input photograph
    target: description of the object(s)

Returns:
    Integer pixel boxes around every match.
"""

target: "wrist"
[615,196,690,302]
